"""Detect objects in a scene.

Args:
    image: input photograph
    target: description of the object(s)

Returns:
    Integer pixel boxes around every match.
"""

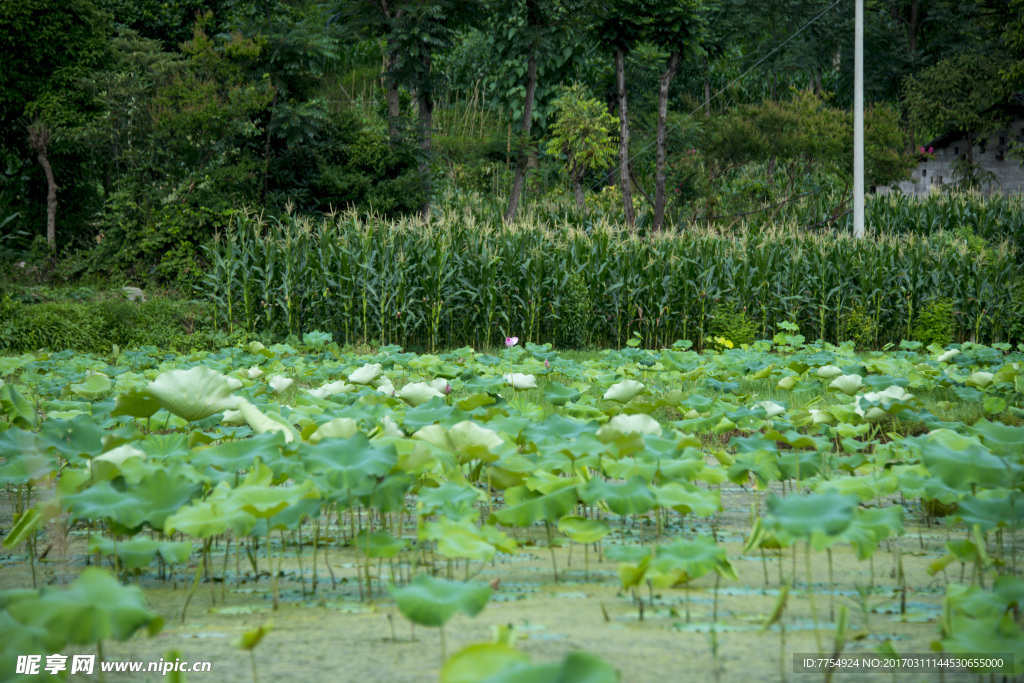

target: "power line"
[590,0,845,193]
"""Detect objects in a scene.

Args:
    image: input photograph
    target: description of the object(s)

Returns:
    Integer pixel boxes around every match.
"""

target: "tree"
[590,0,656,227]
[388,0,479,217]
[648,0,707,231]
[0,0,109,249]
[26,121,56,248]
[545,84,618,208]
[330,0,409,140]
[488,0,582,222]
[904,52,1011,186]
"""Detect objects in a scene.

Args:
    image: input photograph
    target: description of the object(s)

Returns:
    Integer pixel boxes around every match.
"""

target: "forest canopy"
[0,0,1020,284]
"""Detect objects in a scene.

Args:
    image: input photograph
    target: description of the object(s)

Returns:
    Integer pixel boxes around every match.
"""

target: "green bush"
[4,294,218,353]
[912,298,955,347]
[707,303,759,348]
[840,302,877,349]
[557,272,592,350]
[1006,280,1024,345]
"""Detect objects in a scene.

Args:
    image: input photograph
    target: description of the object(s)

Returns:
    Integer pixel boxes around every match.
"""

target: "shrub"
[840,302,877,349]
[707,303,759,348]
[4,294,217,353]
[1006,280,1024,346]
[557,272,592,350]
[912,298,955,347]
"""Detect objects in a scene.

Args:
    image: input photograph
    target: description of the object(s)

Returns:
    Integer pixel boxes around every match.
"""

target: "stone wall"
[881,116,1024,196]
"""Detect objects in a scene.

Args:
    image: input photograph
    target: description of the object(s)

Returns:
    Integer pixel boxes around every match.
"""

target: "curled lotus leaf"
[144,366,242,422]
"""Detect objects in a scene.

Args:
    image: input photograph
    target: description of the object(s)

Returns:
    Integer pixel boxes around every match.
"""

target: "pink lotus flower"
[443,383,452,395]
[544,359,550,368]
[928,147,934,153]
[505,336,518,348]
[919,146,925,154]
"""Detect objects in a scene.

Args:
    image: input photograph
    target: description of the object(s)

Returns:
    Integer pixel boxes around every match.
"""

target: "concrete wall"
[880,116,1024,196]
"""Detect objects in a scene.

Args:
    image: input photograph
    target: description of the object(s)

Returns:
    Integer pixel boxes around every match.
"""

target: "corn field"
[200,206,1023,350]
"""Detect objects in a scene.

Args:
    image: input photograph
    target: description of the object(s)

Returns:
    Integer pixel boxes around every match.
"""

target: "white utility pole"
[853,0,865,238]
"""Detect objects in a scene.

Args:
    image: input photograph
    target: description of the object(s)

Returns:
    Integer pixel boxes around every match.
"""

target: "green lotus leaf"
[397,381,445,406]
[504,373,538,390]
[352,529,408,559]
[426,518,496,562]
[728,451,781,489]
[188,432,285,478]
[940,614,1024,674]
[765,490,858,549]
[308,417,361,444]
[967,418,1024,457]
[447,420,504,463]
[839,506,904,560]
[911,429,1016,491]
[229,478,318,519]
[2,507,46,549]
[3,568,162,645]
[647,535,736,587]
[360,473,413,513]
[557,516,611,544]
[776,375,799,391]
[130,469,204,530]
[952,490,1024,532]
[233,400,299,443]
[164,493,256,539]
[829,374,864,395]
[757,400,786,418]
[268,376,294,395]
[603,380,646,403]
[564,402,607,421]
[816,365,843,379]
[544,382,582,407]
[597,413,661,438]
[965,372,995,389]
[579,476,654,516]
[88,536,192,572]
[349,363,383,385]
[493,485,578,526]
[946,575,1024,620]
[302,330,332,347]
[389,573,492,627]
[70,373,112,400]
[63,481,147,529]
[0,384,37,429]
[441,643,531,683]
[111,389,162,418]
[464,375,506,394]
[300,433,396,492]
[652,482,720,516]
[308,380,357,400]
[419,481,480,520]
[144,366,242,422]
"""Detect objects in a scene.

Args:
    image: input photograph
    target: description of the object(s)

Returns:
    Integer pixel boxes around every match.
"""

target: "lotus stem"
[181,553,203,622]
[806,542,822,653]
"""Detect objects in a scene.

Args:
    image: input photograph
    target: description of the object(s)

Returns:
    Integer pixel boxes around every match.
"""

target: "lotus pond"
[1,335,1023,682]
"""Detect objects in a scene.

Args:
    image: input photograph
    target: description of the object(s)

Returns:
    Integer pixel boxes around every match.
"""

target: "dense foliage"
[200,207,1022,351]
[1,0,1021,283]
[1,338,1022,677]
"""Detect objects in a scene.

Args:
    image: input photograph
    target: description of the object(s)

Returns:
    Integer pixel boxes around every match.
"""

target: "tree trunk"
[654,52,681,232]
[504,49,538,223]
[28,122,56,249]
[573,170,585,209]
[263,90,278,202]
[615,49,635,228]
[385,53,402,140]
[704,77,711,119]
[418,49,433,220]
